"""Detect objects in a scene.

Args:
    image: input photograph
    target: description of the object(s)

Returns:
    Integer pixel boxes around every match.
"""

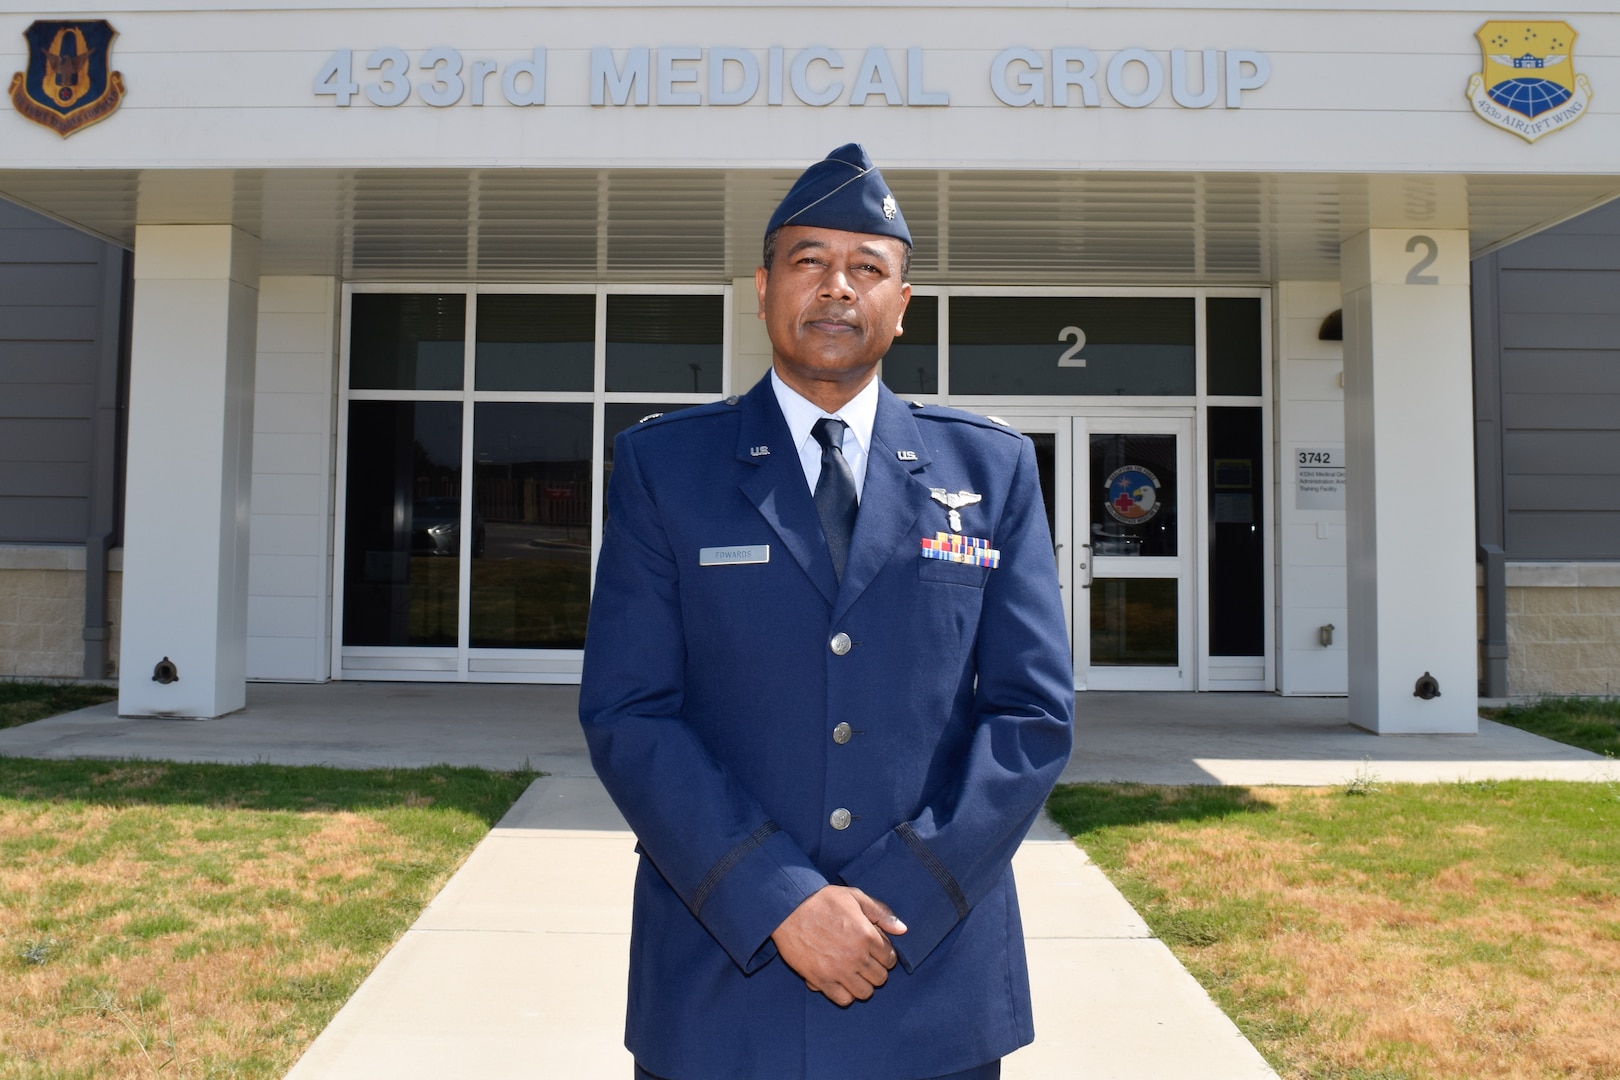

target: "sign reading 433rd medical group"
[9,20,125,137]
[1468,21,1591,143]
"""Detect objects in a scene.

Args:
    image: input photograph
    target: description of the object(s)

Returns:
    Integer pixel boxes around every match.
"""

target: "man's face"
[755,225,911,404]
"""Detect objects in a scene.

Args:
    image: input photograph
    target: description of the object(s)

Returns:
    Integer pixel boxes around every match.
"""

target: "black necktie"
[811,417,858,580]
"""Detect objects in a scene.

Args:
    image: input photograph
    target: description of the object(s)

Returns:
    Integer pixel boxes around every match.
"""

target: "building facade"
[1,3,1617,732]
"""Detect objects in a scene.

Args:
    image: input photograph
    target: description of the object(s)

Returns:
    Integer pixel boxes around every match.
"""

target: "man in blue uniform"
[580,144,1074,1080]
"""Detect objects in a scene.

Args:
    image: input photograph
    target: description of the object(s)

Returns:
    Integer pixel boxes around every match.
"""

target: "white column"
[247,277,340,682]
[118,225,260,718]
[1340,229,1477,733]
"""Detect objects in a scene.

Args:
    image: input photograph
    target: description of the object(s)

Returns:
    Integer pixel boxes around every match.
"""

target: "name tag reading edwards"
[699,545,770,566]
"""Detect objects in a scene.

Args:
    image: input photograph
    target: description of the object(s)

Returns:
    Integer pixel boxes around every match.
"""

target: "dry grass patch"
[1047,780,1620,1080]
[0,757,536,1079]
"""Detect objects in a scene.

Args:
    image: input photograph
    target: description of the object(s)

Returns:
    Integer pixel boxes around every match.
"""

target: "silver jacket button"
[832,722,853,744]
[829,807,852,830]
[830,632,852,655]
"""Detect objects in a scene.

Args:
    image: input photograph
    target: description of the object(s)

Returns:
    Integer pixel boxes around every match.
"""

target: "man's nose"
[817,266,855,300]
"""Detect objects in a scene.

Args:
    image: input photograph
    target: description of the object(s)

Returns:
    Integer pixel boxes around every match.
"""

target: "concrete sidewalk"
[4,684,1611,1079]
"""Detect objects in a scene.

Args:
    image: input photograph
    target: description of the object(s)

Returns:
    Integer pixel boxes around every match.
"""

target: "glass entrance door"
[1017,415,1194,691]
[1078,417,1193,690]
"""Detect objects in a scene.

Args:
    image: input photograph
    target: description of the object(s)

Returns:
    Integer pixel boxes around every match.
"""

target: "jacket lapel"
[833,386,934,623]
[735,379,840,606]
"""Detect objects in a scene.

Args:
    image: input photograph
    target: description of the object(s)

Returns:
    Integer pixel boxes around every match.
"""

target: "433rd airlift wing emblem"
[10,20,126,137]
[1467,20,1592,143]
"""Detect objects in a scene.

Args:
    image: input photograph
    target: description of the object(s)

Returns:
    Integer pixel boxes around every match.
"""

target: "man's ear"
[894,282,912,335]
[754,265,770,318]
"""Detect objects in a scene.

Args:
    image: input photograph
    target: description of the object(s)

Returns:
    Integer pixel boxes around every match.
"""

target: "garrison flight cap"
[765,143,912,248]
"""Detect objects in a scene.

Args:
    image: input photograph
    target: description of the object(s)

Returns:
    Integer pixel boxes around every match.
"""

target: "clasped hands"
[770,884,907,1007]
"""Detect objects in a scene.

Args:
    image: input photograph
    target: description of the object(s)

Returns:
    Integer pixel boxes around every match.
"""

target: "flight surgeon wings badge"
[1467,21,1591,143]
[10,21,126,137]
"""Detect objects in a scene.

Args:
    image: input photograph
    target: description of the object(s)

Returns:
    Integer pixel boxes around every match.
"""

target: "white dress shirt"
[769,369,880,502]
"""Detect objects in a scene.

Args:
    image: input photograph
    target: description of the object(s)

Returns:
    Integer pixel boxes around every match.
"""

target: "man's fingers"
[850,887,907,935]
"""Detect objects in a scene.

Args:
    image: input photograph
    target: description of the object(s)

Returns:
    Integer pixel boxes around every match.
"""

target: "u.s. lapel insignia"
[896,449,918,462]
[10,20,125,137]
[749,445,770,457]
[929,488,983,533]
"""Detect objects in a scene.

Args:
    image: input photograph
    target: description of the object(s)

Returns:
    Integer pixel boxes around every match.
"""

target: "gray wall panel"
[1477,196,1620,560]
[1500,313,1620,351]
[1501,350,1620,395]
[1507,512,1620,558]
[0,264,104,307]
[1501,393,1620,431]
[0,198,126,543]
[0,305,98,341]
[0,461,91,497]
[0,418,90,462]
[0,341,98,384]
[1498,269,1620,314]
[1505,431,1620,475]
[1504,475,1620,511]
[1499,236,1620,271]
[0,383,97,418]
[0,497,87,541]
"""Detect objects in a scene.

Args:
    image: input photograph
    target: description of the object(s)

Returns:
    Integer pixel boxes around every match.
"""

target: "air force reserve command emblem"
[1468,21,1591,143]
[10,21,125,137]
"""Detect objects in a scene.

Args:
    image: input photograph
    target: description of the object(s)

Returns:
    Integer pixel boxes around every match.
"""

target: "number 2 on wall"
[1058,325,1087,367]
[1405,235,1439,285]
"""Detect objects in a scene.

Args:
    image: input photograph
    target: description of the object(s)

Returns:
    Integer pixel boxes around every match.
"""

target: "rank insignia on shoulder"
[896,449,918,461]
[920,532,1000,568]
[749,445,770,457]
[986,415,1010,426]
[638,412,664,423]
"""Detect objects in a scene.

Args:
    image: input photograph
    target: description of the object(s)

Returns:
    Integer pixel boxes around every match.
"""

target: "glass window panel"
[882,294,939,395]
[601,403,695,519]
[950,297,1194,396]
[349,294,465,390]
[475,293,595,392]
[470,403,594,650]
[1091,579,1178,667]
[342,401,462,646]
[1090,432,1178,557]
[605,294,723,393]
[1207,297,1263,396]
[1029,431,1057,549]
[1209,406,1265,656]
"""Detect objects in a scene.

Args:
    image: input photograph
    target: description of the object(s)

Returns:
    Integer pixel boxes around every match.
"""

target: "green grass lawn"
[0,757,536,1079]
[1047,779,1620,1080]
[1483,696,1620,758]
[0,682,117,731]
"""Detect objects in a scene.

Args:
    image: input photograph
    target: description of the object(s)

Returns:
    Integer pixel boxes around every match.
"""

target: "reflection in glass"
[1207,297,1263,396]
[470,403,593,650]
[1209,407,1265,656]
[342,401,462,646]
[605,295,723,393]
[882,295,939,395]
[950,297,1194,396]
[1028,432,1057,553]
[1090,433,1177,557]
[1091,579,1178,666]
[476,293,595,391]
[349,294,466,391]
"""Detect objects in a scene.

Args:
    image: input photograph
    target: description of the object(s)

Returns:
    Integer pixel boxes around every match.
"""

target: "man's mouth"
[807,315,859,333]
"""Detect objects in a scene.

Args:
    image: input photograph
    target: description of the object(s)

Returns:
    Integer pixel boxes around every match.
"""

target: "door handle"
[1079,543,1092,589]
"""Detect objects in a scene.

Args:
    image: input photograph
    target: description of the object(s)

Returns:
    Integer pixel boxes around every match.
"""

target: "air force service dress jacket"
[579,374,1075,1080]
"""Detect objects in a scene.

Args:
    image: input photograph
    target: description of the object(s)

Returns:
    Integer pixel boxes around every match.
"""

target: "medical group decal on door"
[1468,20,1592,142]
